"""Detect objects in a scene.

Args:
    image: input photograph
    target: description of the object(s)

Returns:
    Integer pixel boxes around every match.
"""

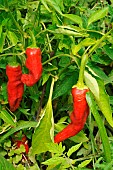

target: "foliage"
[0,0,113,169]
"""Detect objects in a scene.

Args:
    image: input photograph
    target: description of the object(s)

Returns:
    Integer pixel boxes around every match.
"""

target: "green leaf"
[53,28,88,37]
[67,143,82,157]
[88,7,108,26]
[103,44,113,60]
[41,0,52,13]
[78,159,92,168]
[45,142,65,155]
[0,121,37,143]
[42,156,66,166]
[7,31,18,46]
[0,33,6,53]
[0,25,2,38]
[72,38,96,55]
[84,72,113,127]
[0,110,16,127]
[0,154,16,170]
[45,0,63,15]
[63,14,82,26]
[96,79,113,127]
[53,71,78,99]
[86,92,111,162]
[84,71,99,99]
[87,62,109,82]
[32,79,55,155]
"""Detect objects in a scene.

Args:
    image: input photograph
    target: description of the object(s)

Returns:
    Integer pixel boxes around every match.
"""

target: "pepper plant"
[0,0,113,169]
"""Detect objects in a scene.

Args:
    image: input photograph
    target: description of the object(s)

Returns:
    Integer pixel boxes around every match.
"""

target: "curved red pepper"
[21,47,43,86]
[54,87,89,143]
[6,65,24,112]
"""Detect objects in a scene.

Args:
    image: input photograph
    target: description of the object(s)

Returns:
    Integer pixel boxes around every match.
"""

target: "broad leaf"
[0,110,16,127]
[0,154,16,170]
[84,72,113,127]
[53,71,78,99]
[45,0,63,15]
[88,7,108,26]
[32,78,54,155]
[63,14,82,26]
[87,62,108,82]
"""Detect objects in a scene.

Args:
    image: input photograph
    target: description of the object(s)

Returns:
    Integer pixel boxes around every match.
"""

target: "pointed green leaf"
[88,7,108,26]
[32,79,54,155]
[67,143,82,157]
[72,38,96,55]
[45,0,63,15]
[86,92,111,162]
[0,110,16,127]
[7,31,18,46]
[53,71,78,99]
[0,121,37,143]
[96,79,113,127]
[42,156,66,166]
[78,159,92,168]
[63,14,82,26]
[85,72,113,127]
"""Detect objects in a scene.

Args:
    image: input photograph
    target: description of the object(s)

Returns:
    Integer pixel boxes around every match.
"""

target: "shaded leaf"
[0,110,16,127]
[53,71,78,99]
[0,121,37,143]
[7,31,18,46]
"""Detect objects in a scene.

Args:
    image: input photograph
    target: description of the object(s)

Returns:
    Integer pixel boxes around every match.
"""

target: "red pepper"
[16,140,29,154]
[21,47,43,86]
[54,87,89,143]
[6,65,24,112]
[12,133,29,154]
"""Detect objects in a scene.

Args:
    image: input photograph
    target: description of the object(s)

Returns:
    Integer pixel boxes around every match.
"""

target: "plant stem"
[76,54,88,88]
[76,28,113,88]
[42,54,79,66]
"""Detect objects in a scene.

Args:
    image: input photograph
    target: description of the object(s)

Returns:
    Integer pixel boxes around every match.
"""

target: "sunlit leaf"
[32,79,54,155]
[67,143,82,157]
[0,154,16,170]
[88,7,108,25]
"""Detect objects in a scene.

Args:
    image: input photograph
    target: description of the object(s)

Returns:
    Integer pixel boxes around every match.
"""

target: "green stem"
[76,54,88,88]
[42,54,79,66]
[76,28,113,88]
[4,0,24,36]
[88,29,113,56]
